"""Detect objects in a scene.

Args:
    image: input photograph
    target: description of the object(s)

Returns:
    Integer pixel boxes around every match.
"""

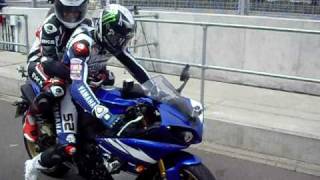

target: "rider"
[23,0,91,143]
[25,4,151,180]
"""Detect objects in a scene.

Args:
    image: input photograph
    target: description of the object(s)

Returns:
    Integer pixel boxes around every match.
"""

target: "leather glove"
[89,70,115,88]
[93,105,122,129]
[43,78,65,98]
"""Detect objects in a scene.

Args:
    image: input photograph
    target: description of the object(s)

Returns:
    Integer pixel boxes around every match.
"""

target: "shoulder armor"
[72,41,90,57]
[41,14,60,36]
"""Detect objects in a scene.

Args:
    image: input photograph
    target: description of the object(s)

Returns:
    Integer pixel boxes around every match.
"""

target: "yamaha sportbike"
[15,65,216,180]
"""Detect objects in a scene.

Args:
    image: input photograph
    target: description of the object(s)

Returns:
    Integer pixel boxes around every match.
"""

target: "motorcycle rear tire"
[23,115,70,178]
[24,137,70,178]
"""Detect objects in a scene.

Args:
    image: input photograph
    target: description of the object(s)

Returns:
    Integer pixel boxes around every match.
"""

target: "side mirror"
[180,64,190,82]
[177,64,190,93]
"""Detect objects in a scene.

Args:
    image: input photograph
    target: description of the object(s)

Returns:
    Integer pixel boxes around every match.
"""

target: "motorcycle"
[14,64,216,180]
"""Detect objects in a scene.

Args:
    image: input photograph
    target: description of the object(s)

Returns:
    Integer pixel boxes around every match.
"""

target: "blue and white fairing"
[95,75,204,175]
[142,75,204,143]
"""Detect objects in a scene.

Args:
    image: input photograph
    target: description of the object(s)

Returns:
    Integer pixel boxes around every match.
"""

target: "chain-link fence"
[120,0,238,10]
[250,0,320,15]
[3,0,320,18]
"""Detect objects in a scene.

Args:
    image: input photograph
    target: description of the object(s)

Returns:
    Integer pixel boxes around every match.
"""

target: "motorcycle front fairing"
[94,76,204,178]
[157,102,203,145]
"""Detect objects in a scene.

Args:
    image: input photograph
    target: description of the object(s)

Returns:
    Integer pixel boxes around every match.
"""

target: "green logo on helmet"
[102,9,118,24]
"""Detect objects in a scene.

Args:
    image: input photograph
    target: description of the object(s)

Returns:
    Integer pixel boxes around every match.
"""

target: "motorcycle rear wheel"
[24,137,70,178]
[23,116,70,178]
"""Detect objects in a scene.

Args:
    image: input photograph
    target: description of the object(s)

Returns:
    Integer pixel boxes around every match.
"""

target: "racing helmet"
[97,4,135,51]
[54,0,88,29]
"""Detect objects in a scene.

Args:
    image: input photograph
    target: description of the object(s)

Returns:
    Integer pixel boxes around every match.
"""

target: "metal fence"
[250,0,320,16]
[121,0,239,10]
[3,0,320,18]
[120,0,320,17]
[0,13,29,53]
[133,17,320,105]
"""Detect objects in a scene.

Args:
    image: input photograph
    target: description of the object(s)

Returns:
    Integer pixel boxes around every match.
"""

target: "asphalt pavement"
[0,96,319,180]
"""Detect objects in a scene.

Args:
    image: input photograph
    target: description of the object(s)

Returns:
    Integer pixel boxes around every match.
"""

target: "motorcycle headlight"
[169,127,195,145]
[181,131,194,144]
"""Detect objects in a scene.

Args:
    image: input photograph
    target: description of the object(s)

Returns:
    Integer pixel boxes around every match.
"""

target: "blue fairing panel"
[96,138,186,165]
[158,103,203,143]
[95,88,138,114]
[158,104,190,128]
[29,80,40,95]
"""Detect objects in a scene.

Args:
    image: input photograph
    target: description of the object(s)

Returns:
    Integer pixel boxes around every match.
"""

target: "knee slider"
[43,78,65,98]
[64,144,76,156]
[49,85,65,98]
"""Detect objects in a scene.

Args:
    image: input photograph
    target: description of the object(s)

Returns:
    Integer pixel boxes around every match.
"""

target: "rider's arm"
[67,36,100,113]
[40,14,60,61]
[40,14,70,80]
[115,48,151,84]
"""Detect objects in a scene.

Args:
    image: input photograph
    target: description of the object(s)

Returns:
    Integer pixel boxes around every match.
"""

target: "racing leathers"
[27,24,150,171]
[66,24,150,125]
[27,11,93,88]
[24,11,92,142]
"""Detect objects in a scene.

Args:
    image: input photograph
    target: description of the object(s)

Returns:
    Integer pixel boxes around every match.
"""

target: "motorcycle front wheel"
[136,163,216,180]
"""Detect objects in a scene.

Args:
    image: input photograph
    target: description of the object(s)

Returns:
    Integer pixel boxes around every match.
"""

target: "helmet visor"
[102,28,133,48]
[55,0,87,24]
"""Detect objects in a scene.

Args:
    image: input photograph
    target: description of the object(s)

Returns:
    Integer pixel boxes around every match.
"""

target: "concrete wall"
[133,11,320,95]
[3,7,320,95]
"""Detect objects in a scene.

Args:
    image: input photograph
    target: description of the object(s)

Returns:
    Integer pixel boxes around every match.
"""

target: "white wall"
[133,11,320,95]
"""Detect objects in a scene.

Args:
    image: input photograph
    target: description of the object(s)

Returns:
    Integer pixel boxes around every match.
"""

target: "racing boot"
[24,153,47,180]
[23,112,38,142]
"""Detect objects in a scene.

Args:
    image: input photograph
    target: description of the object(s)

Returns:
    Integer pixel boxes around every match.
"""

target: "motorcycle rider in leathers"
[23,0,91,143]
[24,4,151,180]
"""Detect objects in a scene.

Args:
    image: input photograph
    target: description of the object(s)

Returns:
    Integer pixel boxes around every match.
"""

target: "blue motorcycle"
[15,65,215,180]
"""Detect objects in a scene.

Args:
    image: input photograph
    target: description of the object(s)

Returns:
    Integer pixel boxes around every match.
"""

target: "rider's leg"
[23,61,49,142]
[25,87,78,180]
[24,61,65,142]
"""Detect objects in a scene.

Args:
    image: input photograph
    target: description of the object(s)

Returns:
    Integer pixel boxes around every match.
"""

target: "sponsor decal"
[102,9,118,24]
[31,72,44,86]
[41,39,55,45]
[70,64,82,80]
[95,105,105,114]
[43,23,57,34]
[70,73,82,80]
[95,105,105,116]
[70,58,83,80]
[106,139,156,164]
[63,113,75,133]
[70,64,82,71]
[53,104,62,134]
[70,58,82,64]
[78,85,98,108]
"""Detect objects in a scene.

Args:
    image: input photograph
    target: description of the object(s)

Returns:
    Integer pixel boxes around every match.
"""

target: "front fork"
[158,152,202,180]
[158,159,167,179]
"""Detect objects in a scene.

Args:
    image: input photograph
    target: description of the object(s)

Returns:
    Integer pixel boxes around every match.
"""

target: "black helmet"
[54,0,88,29]
[97,4,135,51]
